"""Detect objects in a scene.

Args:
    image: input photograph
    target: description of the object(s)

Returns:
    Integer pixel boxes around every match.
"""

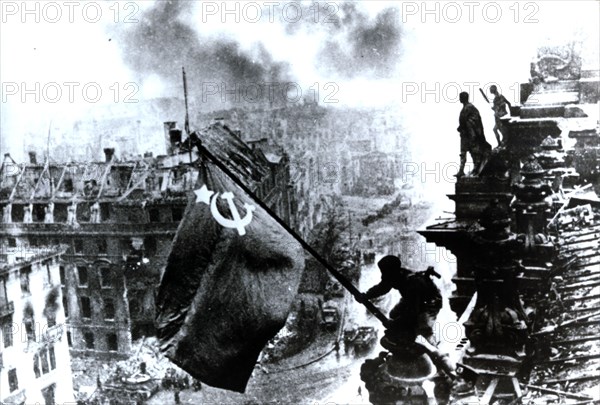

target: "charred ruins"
[0,39,598,404]
[411,42,600,403]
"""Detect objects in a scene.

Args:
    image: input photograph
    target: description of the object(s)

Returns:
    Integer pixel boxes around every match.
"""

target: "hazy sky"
[1,0,598,162]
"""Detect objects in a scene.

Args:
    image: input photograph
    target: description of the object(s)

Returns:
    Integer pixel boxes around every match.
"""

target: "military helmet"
[377,255,401,275]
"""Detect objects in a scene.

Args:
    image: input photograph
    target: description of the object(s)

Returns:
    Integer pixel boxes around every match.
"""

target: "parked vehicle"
[320,304,339,330]
[352,326,378,354]
[103,372,159,403]
[343,326,358,353]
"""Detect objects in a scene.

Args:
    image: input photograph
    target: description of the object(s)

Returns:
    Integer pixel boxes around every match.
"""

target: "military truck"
[352,326,378,354]
[320,302,340,330]
[343,326,358,354]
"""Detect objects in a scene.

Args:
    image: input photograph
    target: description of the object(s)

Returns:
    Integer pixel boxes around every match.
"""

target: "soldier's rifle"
[479,88,491,104]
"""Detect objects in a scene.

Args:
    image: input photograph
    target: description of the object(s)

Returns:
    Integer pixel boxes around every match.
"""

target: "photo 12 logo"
[400,1,540,24]
[400,82,525,104]
[201,82,339,104]
[1,1,140,24]
[1,82,139,104]
[198,1,341,24]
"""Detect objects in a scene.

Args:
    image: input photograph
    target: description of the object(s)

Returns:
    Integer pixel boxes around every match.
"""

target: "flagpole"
[182,67,192,162]
[195,141,392,329]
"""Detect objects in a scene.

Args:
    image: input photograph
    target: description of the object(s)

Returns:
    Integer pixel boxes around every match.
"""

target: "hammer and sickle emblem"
[194,185,255,236]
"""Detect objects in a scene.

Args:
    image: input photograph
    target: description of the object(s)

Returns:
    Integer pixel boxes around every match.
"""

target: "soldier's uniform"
[457,95,492,177]
[363,256,442,343]
[492,92,511,143]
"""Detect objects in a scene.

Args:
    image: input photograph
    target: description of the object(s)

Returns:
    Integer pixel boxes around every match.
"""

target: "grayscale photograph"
[0,1,599,404]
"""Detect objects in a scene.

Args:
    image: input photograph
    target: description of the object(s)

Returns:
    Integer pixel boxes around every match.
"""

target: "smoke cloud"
[110,1,292,110]
[108,0,403,108]
[317,6,402,79]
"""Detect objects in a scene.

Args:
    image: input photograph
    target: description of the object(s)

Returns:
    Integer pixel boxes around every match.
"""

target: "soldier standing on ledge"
[456,92,492,177]
[490,85,512,144]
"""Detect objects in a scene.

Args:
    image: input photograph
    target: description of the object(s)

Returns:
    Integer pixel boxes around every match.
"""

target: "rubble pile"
[527,202,600,403]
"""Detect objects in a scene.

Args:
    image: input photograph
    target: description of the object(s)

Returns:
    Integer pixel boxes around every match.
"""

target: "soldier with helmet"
[358,255,443,346]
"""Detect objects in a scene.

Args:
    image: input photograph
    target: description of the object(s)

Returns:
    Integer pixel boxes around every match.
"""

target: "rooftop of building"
[0,121,287,205]
[0,245,66,272]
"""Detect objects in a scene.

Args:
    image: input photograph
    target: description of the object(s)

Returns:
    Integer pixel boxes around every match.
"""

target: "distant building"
[0,247,75,404]
[0,121,297,359]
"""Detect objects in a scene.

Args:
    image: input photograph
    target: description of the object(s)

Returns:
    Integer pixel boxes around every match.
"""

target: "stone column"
[464,200,528,357]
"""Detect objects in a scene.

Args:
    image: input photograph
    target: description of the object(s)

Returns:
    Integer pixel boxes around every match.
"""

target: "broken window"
[128,297,140,318]
[119,170,130,186]
[24,304,35,342]
[59,266,65,286]
[20,266,31,294]
[100,203,111,220]
[33,353,41,378]
[62,296,69,318]
[43,259,52,285]
[80,297,91,319]
[8,368,18,392]
[74,239,84,253]
[171,207,183,222]
[8,237,16,247]
[53,204,68,222]
[33,204,46,222]
[144,236,156,256]
[107,333,118,351]
[63,178,74,192]
[11,204,23,222]
[47,312,56,328]
[0,277,7,305]
[149,208,160,223]
[40,348,49,374]
[84,331,94,349]
[2,316,13,347]
[104,299,115,320]
[100,267,112,288]
[77,266,88,286]
[49,346,56,369]
[76,202,91,223]
[97,239,107,254]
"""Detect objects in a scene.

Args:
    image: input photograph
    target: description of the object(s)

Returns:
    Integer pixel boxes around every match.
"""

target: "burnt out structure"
[0,121,296,359]
[0,247,75,404]
[416,41,600,403]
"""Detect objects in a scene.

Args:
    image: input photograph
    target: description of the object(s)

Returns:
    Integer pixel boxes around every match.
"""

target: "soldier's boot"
[493,125,502,144]
[455,154,467,178]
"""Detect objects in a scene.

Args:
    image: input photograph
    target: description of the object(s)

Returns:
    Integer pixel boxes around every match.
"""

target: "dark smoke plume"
[110,0,292,109]
[281,2,402,78]
[317,7,402,79]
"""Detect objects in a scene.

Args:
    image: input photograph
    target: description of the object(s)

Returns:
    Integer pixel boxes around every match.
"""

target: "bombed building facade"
[0,247,75,404]
[197,105,408,198]
[0,122,299,359]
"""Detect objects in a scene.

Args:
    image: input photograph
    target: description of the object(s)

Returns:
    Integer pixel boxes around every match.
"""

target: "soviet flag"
[155,147,305,393]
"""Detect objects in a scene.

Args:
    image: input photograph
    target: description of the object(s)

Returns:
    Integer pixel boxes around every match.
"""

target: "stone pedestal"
[463,200,527,358]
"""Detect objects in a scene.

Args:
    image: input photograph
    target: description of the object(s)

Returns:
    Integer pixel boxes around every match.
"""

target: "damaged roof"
[0,123,277,205]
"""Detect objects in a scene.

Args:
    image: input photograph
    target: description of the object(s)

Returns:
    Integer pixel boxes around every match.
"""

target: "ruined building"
[0,121,296,359]
[419,40,600,403]
[0,247,75,404]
